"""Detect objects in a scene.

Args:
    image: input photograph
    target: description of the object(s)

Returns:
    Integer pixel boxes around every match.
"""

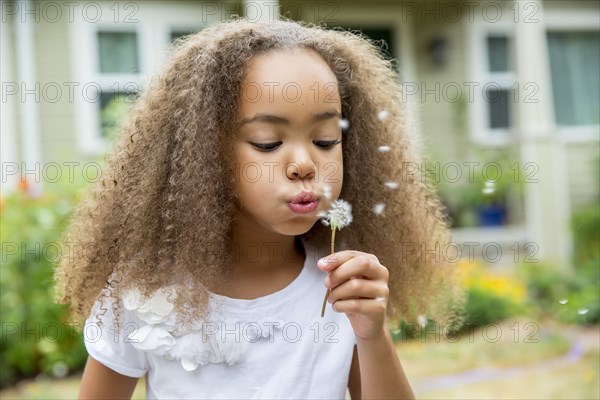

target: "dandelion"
[385,181,399,189]
[377,110,390,121]
[559,299,569,305]
[578,308,589,315]
[339,118,350,130]
[373,203,385,216]
[417,314,428,328]
[378,145,391,153]
[319,199,353,317]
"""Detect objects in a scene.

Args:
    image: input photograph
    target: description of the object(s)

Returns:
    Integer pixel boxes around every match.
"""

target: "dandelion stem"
[321,228,335,318]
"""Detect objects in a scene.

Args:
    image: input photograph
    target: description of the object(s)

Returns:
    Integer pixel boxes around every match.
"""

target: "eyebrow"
[238,110,341,126]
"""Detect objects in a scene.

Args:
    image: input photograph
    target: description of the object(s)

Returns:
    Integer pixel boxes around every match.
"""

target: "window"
[547,31,600,127]
[170,30,198,43]
[97,32,139,73]
[484,34,514,132]
[469,26,516,146]
[360,27,396,62]
[70,2,215,156]
[331,26,397,68]
[487,36,509,72]
[96,30,140,139]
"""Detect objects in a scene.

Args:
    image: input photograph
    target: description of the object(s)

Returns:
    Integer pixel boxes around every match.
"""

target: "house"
[2,0,598,267]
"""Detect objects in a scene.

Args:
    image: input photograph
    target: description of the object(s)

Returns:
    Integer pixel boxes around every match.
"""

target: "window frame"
[545,8,600,143]
[70,3,207,156]
[467,20,516,147]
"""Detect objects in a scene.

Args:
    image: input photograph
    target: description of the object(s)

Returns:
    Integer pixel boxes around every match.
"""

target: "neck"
[229,214,304,274]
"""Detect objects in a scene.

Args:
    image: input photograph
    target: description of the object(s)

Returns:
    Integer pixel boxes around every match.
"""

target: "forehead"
[238,49,341,121]
[244,49,338,85]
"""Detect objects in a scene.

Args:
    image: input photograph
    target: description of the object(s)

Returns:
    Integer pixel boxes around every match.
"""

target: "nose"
[285,146,316,181]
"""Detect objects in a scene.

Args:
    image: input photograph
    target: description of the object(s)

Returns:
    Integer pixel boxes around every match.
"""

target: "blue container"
[477,205,506,226]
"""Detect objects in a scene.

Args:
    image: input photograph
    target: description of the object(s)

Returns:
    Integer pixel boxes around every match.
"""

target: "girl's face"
[234,49,344,236]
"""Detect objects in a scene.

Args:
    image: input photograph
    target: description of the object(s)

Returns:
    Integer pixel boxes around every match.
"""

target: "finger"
[327,256,386,289]
[328,279,388,304]
[317,250,365,271]
[332,297,387,315]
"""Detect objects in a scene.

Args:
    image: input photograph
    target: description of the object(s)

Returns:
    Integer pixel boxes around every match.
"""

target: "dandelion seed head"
[578,308,589,315]
[338,118,350,130]
[378,145,391,153]
[373,203,386,215]
[417,314,427,328]
[320,199,353,231]
[482,187,496,195]
[385,181,399,189]
[377,110,390,121]
[559,299,569,305]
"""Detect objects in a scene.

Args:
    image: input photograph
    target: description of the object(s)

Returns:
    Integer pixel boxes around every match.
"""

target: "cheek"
[322,151,343,189]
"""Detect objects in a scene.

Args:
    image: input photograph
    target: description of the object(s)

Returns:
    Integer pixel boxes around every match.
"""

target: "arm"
[348,345,361,399]
[319,251,415,400]
[354,329,415,400]
[78,356,139,400]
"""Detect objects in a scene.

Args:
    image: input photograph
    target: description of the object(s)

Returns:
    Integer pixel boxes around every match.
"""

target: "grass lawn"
[399,316,599,399]
[1,317,597,399]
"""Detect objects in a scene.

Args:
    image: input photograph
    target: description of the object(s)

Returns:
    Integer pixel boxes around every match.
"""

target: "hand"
[318,251,390,341]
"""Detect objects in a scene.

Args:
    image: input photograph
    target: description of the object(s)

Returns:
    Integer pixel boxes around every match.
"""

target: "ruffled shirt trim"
[122,237,314,371]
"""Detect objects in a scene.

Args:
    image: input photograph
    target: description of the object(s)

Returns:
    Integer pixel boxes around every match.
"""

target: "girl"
[55,18,464,399]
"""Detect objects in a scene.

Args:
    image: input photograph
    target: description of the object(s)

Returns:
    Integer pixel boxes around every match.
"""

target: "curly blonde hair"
[55,17,465,332]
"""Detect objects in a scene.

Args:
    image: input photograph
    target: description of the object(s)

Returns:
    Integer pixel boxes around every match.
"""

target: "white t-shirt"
[84,237,357,399]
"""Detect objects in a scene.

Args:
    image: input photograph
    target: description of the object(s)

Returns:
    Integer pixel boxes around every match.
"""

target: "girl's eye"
[250,142,283,151]
[249,140,341,152]
[314,140,342,149]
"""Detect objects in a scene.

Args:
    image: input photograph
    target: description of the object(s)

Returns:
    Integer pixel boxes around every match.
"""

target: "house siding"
[34,10,80,165]
[566,142,600,209]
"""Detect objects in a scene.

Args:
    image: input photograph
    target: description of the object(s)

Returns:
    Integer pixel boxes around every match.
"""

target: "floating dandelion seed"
[378,145,391,153]
[578,308,589,315]
[377,110,390,121]
[417,315,428,328]
[321,184,332,200]
[373,203,386,216]
[385,181,399,189]
[482,180,496,195]
[51,362,69,378]
[338,118,350,130]
[320,200,353,318]
[559,299,569,305]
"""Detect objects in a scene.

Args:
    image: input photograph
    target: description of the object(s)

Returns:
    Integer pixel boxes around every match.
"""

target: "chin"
[278,221,316,237]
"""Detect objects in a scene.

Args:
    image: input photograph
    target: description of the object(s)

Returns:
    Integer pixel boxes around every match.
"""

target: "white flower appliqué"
[122,286,281,371]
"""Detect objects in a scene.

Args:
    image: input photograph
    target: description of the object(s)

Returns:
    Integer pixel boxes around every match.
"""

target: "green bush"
[0,181,88,388]
[571,203,600,265]
[462,286,525,329]
[515,261,571,315]
[561,203,600,325]
[559,258,600,325]
[514,205,599,326]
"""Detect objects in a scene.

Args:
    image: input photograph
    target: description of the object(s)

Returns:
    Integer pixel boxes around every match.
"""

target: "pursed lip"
[288,191,318,204]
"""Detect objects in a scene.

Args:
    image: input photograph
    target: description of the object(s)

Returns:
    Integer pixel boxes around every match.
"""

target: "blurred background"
[1,0,598,398]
